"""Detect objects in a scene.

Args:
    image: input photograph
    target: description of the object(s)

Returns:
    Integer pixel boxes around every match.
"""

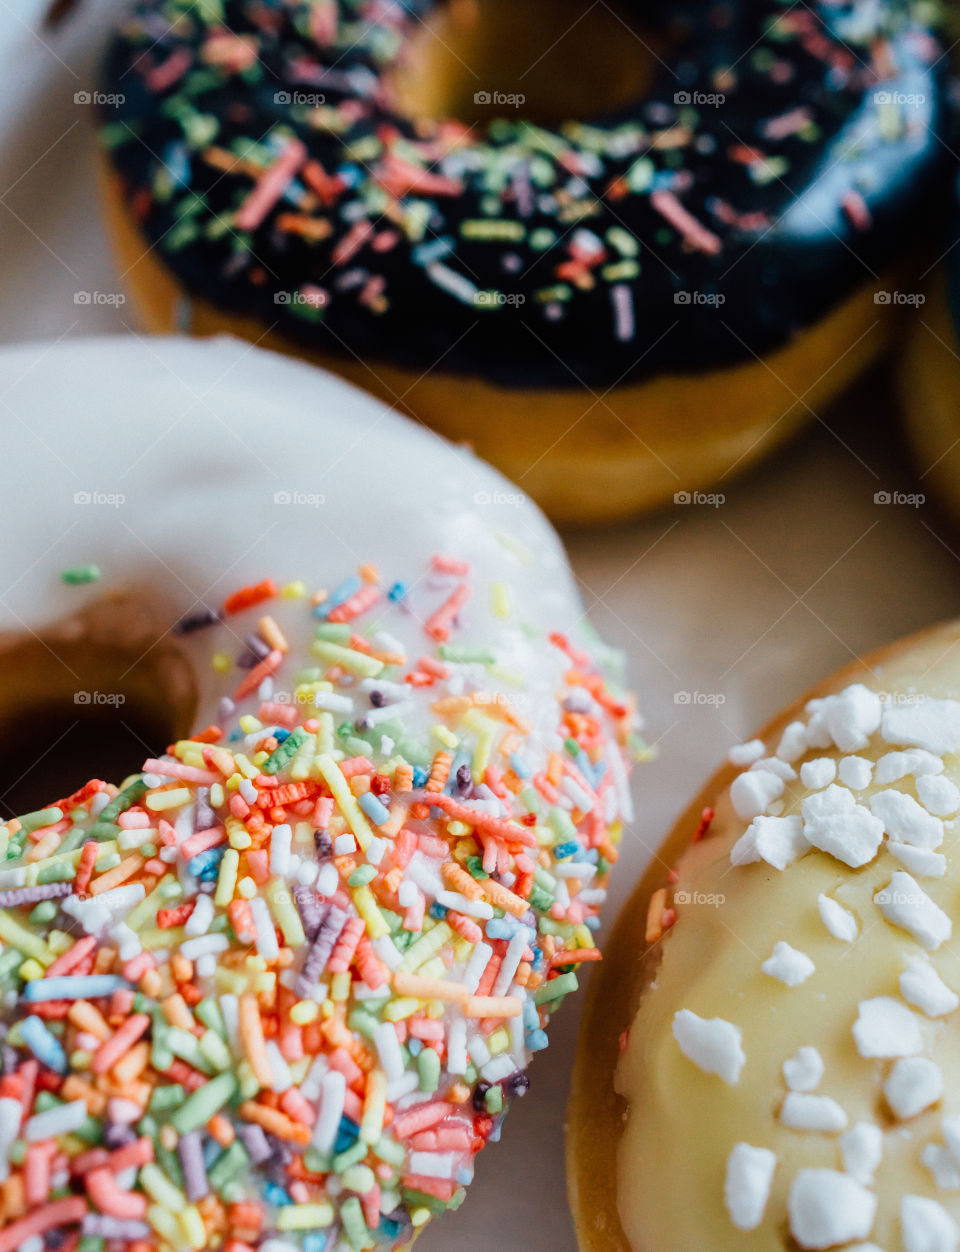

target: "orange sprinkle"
[238,1101,310,1145]
[645,887,668,944]
[223,579,277,615]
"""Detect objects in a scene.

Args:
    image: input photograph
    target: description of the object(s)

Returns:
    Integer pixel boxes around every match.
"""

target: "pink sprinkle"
[425,583,471,642]
[179,826,227,860]
[142,759,219,786]
[841,190,872,231]
[393,1102,450,1139]
[331,220,375,266]
[611,284,635,342]
[650,189,722,255]
[235,141,307,233]
[145,47,192,93]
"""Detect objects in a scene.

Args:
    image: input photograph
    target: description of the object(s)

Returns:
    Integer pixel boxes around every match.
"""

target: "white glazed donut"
[0,335,638,1251]
[570,621,960,1252]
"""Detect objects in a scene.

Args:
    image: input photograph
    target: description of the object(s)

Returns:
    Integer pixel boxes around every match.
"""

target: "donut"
[0,336,638,1251]
[570,621,960,1250]
[97,0,950,524]
[900,180,960,523]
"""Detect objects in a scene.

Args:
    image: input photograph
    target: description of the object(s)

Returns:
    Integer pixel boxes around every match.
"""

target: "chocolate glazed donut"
[98,0,952,519]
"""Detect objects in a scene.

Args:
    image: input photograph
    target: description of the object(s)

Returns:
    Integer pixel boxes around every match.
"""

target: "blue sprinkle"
[334,1116,360,1153]
[274,728,290,744]
[584,915,601,932]
[188,847,226,878]
[21,1015,67,1073]
[314,575,363,619]
[387,581,408,602]
[428,902,448,921]
[304,1234,330,1252]
[531,947,545,971]
[553,841,579,860]
[23,975,126,1003]
[228,728,244,742]
[527,1029,549,1052]
[264,1182,290,1206]
[377,1220,401,1241]
[358,791,390,826]
[412,765,429,788]
[508,753,531,780]
[485,918,513,941]
[407,1038,423,1057]
[522,1001,539,1031]
[456,1167,473,1185]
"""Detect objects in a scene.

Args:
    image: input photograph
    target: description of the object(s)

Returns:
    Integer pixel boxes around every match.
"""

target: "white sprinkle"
[0,1098,21,1181]
[751,756,796,781]
[900,960,959,1018]
[802,785,884,867]
[788,1169,877,1249]
[917,774,960,817]
[724,1143,776,1231]
[818,894,859,942]
[780,1093,848,1132]
[269,824,292,877]
[762,941,815,987]
[943,1116,960,1167]
[874,872,952,950]
[730,815,808,870]
[24,1099,87,1142]
[184,893,215,937]
[884,1057,943,1120]
[730,768,784,820]
[901,1195,959,1252]
[407,1150,458,1180]
[840,1122,883,1184]
[783,1046,824,1092]
[922,1143,960,1192]
[875,748,945,784]
[672,1009,745,1084]
[249,895,279,962]
[870,789,943,848]
[446,1019,467,1075]
[265,1040,293,1093]
[333,833,357,856]
[728,739,766,766]
[838,755,873,790]
[373,1021,405,1083]
[315,863,338,897]
[180,934,230,962]
[883,698,960,754]
[309,690,354,713]
[887,843,947,878]
[776,720,809,762]
[808,684,882,752]
[436,890,493,920]
[493,931,528,997]
[800,758,836,789]
[462,942,493,995]
[312,1069,346,1153]
[387,1072,419,1103]
[853,996,922,1057]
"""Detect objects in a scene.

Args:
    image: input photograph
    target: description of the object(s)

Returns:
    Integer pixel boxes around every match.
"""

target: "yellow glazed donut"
[97,0,951,524]
[570,620,960,1250]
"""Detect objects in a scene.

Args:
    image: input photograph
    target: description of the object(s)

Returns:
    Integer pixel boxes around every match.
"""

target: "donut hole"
[391,0,666,129]
[0,597,197,820]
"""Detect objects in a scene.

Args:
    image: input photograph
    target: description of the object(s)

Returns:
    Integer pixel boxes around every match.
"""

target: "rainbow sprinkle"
[0,556,638,1251]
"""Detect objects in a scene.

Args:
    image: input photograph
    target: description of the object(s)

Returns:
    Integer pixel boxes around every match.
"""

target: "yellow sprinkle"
[237,877,257,900]
[210,783,225,809]
[233,753,259,779]
[411,1208,432,1228]
[148,1204,181,1243]
[266,878,305,946]
[140,927,186,950]
[360,1069,387,1145]
[226,817,251,850]
[282,580,306,599]
[330,971,351,1002]
[431,724,459,750]
[399,922,452,972]
[383,997,420,1022]
[311,638,384,677]
[316,717,335,756]
[212,653,231,674]
[488,1028,510,1055]
[289,1000,319,1026]
[215,849,240,907]
[277,1204,334,1231]
[315,754,373,850]
[238,714,262,734]
[18,959,44,981]
[179,1205,207,1248]
[492,581,510,618]
[352,884,388,938]
[146,788,191,812]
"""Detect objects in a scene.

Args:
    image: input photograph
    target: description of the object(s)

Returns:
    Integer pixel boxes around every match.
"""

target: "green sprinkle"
[534,971,579,1006]
[484,1084,503,1114]
[340,1196,371,1251]
[348,863,377,888]
[262,727,309,776]
[437,645,496,664]
[17,807,63,833]
[207,1140,249,1191]
[333,1140,368,1174]
[60,565,101,585]
[417,1047,440,1093]
[170,1071,238,1135]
